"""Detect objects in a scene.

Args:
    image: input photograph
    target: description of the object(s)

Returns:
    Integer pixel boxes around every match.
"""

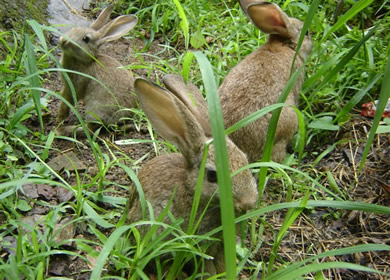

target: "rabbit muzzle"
[59,37,72,51]
[59,36,66,46]
[234,196,258,212]
[60,36,79,49]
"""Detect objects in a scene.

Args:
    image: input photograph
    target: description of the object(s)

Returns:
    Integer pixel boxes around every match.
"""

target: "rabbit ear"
[135,78,206,166]
[90,5,114,31]
[240,1,292,38]
[98,15,138,44]
[162,74,211,137]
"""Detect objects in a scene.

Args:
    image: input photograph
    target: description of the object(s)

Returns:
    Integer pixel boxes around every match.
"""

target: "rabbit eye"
[82,36,90,43]
[206,168,217,183]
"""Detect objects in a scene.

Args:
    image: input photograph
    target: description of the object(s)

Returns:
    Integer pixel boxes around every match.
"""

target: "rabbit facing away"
[56,6,138,136]
[219,0,312,163]
[127,75,258,276]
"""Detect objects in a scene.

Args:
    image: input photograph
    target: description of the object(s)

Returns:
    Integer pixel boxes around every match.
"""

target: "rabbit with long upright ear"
[219,0,312,163]
[127,75,258,276]
[56,6,138,136]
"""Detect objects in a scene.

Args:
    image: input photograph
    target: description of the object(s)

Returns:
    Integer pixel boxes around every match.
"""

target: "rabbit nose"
[59,37,69,47]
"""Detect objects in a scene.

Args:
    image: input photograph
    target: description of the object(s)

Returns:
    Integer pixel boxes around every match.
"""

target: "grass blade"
[28,19,47,50]
[309,23,379,99]
[321,0,374,43]
[225,103,286,135]
[187,144,208,234]
[193,51,236,279]
[171,0,189,49]
[278,261,386,280]
[269,243,390,280]
[291,0,320,71]
[83,201,114,229]
[267,195,309,273]
[257,68,303,199]
[24,34,43,133]
[236,200,390,224]
[335,74,382,124]
[359,53,390,171]
[90,225,132,279]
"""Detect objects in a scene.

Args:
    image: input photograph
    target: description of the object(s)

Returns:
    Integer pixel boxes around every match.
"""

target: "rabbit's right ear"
[162,74,211,137]
[98,15,138,44]
[90,5,115,31]
[135,78,206,166]
[239,1,292,38]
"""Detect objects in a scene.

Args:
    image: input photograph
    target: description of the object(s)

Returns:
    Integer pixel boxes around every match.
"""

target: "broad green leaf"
[17,200,32,212]
[193,51,236,280]
[83,201,114,229]
[308,116,340,131]
[190,30,207,49]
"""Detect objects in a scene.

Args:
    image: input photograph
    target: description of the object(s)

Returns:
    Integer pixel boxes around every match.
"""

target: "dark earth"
[0,0,389,279]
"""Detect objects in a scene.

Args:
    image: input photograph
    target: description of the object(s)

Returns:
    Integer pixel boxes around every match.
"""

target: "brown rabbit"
[219,0,312,163]
[56,6,138,136]
[127,75,258,276]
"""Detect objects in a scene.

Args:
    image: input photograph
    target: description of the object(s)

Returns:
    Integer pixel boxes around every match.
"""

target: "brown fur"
[219,1,312,163]
[127,76,258,276]
[56,6,138,136]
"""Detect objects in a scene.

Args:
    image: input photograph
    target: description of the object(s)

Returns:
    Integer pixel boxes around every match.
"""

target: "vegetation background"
[0,0,389,279]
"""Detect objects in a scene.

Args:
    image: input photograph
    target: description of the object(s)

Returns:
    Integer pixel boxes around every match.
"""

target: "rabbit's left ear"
[91,5,114,31]
[98,15,138,44]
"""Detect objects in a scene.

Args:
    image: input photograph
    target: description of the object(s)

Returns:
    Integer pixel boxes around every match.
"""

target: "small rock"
[53,217,75,246]
[29,205,50,215]
[82,0,90,10]
[48,254,70,276]
[57,187,74,202]
[20,214,46,233]
[2,236,17,255]
[47,152,87,172]
[21,183,39,199]
[37,184,56,201]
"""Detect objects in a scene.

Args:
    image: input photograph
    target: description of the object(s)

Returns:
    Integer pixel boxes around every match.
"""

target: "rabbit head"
[219,1,312,163]
[239,0,312,59]
[135,75,258,211]
[128,75,258,275]
[59,5,138,63]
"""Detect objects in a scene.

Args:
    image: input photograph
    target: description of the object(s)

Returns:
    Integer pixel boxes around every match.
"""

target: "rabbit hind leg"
[202,243,225,277]
[271,138,289,163]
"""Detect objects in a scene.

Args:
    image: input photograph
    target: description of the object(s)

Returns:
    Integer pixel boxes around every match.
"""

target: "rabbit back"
[80,54,136,124]
[60,52,136,125]
[57,7,138,132]
[219,1,312,163]
[220,46,304,163]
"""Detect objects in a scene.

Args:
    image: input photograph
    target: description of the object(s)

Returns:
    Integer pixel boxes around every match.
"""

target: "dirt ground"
[259,116,390,279]
[8,3,390,280]
[20,31,168,278]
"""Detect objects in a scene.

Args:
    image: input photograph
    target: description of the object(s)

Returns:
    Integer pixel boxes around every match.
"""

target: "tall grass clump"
[0,17,134,280]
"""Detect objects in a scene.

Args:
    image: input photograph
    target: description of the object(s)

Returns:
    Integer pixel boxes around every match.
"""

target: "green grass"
[0,0,389,279]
